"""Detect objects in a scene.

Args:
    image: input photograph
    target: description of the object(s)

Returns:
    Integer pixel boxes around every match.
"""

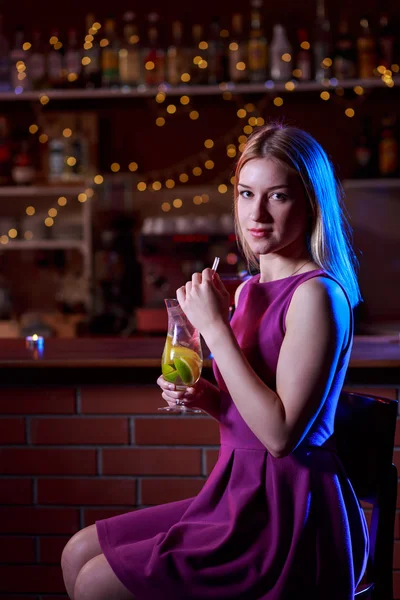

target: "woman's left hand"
[176,268,231,336]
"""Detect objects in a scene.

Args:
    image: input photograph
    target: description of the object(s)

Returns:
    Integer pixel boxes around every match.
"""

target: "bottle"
[270,24,292,81]
[248,0,268,83]
[68,117,89,179]
[357,16,377,79]
[119,11,142,87]
[143,14,165,86]
[12,139,36,185]
[378,13,395,70]
[378,114,399,177]
[229,13,248,83]
[27,31,47,90]
[167,21,186,86]
[101,16,120,88]
[0,116,11,185]
[333,17,357,79]
[65,29,82,87]
[314,0,332,81]
[46,29,64,89]
[0,14,11,91]
[83,13,101,88]
[190,24,207,84]
[10,26,30,91]
[207,17,226,85]
[353,117,375,178]
[48,134,66,182]
[295,29,312,81]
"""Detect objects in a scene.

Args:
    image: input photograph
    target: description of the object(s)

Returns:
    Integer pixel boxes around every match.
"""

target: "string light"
[181,73,191,82]
[218,184,228,194]
[82,57,91,66]
[23,42,31,51]
[156,92,166,103]
[237,109,246,118]
[165,179,175,189]
[243,125,253,134]
[63,128,72,138]
[202,194,209,203]
[198,41,208,50]
[285,81,295,91]
[24,231,33,240]
[180,95,190,105]
[230,176,236,185]
[205,160,214,169]
[111,162,120,172]
[57,197,67,206]
[44,217,54,227]
[179,173,189,183]
[282,53,291,62]
[192,167,202,176]
[189,111,199,120]
[204,139,214,148]
[173,198,183,208]
[166,104,177,114]
[0,236,9,244]
[8,229,17,239]
[66,157,77,166]
[244,103,255,112]
[26,206,35,216]
[29,124,39,134]
[156,117,166,127]
[257,117,265,126]
[85,188,94,198]
[78,193,88,202]
[273,97,284,106]
[40,95,50,105]
[137,182,147,191]
[320,91,330,100]
[152,181,162,190]
[161,202,171,212]
[48,208,57,217]
[300,41,310,50]
[94,175,104,184]
[39,134,48,143]
[193,195,202,205]
[223,91,232,100]
[345,108,355,118]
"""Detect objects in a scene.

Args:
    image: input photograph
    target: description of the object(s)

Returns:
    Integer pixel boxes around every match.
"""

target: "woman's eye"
[271,192,287,201]
[239,190,252,199]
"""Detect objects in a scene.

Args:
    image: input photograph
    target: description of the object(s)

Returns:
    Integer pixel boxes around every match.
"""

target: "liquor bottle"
[353,117,375,178]
[248,0,268,83]
[229,13,248,83]
[119,11,142,87]
[314,0,332,81]
[167,21,187,86]
[68,117,89,179]
[12,139,36,185]
[378,13,395,69]
[65,29,82,87]
[27,31,47,90]
[190,24,207,84]
[83,13,101,88]
[0,115,11,185]
[101,16,120,88]
[10,26,30,91]
[48,133,66,182]
[333,17,357,79]
[270,24,292,81]
[143,14,165,86]
[295,29,312,81]
[0,14,11,91]
[378,114,399,177]
[357,16,377,79]
[47,29,65,89]
[207,17,226,85]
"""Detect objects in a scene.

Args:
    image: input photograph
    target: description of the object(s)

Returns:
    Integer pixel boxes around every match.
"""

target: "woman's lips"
[249,229,271,238]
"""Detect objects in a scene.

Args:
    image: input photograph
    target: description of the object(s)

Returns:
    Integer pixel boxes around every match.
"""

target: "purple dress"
[96,270,369,600]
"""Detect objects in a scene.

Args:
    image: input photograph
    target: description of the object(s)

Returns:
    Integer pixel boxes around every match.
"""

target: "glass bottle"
[83,13,101,88]
[270,24,292,81]
[65,28,82,88]
[101,16,120,88]
[47,29,64,89]
[314,0,332,81]
[167,21,187,86]
[333,17,357,80]
[0,14,11,92]
[229,13,248,83]
[119,11,142,87]
[378,13,395,70]
[190,24,207,85]
[357,16,377,79]
[143,14,165,86]
[10,26,30,91]
[295,29,312,81]
[28,30,47,90]
[353,116,375,178]
[248,0,268,83]
[207,17,225,84]
[0,116,11,185]
[378,114,399,177]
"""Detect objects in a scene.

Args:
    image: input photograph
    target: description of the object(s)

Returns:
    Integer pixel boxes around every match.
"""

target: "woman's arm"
[201,277,350,457]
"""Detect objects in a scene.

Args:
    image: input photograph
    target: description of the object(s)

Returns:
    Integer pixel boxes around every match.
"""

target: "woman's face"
[237,157,310,259]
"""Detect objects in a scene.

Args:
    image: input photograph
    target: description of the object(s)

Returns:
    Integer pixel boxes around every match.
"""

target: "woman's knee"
[61,524,102,577]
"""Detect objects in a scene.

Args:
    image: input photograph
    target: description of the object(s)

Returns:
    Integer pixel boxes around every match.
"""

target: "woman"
[61,123,369,600]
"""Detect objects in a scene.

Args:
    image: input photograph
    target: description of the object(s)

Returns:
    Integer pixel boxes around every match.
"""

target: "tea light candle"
[25,334,44,351]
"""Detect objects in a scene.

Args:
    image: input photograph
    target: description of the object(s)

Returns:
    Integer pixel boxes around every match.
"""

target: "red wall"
[0,383,399,598]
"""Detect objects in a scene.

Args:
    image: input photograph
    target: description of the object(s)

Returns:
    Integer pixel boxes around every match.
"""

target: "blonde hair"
[234,123,361,307]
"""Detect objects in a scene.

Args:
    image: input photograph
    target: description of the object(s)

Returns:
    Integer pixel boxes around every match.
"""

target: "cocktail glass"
[158,298,204,414]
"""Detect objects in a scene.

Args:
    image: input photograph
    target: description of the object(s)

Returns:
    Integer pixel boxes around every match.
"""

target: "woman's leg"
[61,524,103,599]
[74,553,136,600]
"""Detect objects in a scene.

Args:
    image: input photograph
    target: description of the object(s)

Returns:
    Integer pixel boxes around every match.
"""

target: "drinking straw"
[212,257,220,272]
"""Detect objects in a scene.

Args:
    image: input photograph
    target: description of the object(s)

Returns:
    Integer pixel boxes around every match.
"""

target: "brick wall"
[0,383,399,599]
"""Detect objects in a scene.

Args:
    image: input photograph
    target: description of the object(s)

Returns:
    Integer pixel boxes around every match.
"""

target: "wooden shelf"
[343,179,400,189]
[4,76,398,101]
[0,185,90,197]
[0,240,85,251]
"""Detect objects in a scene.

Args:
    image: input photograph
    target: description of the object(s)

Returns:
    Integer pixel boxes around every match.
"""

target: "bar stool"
[335,390,398,599]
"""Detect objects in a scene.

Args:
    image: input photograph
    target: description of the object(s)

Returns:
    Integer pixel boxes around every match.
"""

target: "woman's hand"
[157,375,207,411]
[176,268,231,337]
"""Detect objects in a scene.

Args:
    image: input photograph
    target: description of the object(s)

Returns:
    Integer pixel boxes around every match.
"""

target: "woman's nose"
[251,200,270,222]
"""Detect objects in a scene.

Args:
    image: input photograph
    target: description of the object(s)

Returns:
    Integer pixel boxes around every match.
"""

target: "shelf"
[0,240,85,251]
[0,185,91,197]
[343,179,400,189]
[3,76,398,101]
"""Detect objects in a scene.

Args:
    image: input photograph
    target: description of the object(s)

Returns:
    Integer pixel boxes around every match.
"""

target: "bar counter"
[0,335,399,384]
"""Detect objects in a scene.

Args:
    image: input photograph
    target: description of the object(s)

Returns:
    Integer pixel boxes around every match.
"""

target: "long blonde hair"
[234,123,361,308]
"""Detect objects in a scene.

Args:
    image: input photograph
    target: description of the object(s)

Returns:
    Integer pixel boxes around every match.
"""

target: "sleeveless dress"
[96,269,369,600]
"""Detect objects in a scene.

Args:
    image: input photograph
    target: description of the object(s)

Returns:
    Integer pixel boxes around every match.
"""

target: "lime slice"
[162,365,179,383]
[173,356,200,385]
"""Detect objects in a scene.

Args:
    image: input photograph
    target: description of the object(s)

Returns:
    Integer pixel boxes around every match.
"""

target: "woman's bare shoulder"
[234,277,253,308]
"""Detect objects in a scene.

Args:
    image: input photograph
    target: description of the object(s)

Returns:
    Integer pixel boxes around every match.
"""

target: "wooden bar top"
[0,336,399,369]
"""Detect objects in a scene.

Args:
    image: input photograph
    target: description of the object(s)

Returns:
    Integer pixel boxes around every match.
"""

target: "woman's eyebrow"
[238,183,290,190]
